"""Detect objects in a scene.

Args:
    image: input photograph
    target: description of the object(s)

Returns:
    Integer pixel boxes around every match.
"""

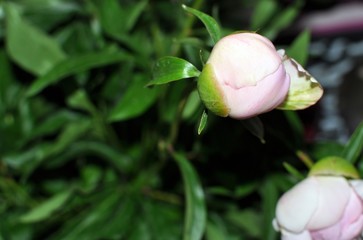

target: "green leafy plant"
[0,1,362,240]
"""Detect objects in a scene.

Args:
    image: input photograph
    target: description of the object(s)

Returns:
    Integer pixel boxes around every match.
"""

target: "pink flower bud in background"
[198,32,290,119]
[273,176,363,240]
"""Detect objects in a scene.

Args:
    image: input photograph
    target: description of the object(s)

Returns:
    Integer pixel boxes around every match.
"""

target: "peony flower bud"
[273,176,363,240]
[197,32,323,119]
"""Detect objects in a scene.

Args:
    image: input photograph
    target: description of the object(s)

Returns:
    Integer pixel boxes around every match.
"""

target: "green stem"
[168,82,195,145]
[168,96,188,145]
[296,150,314,168]
[142,188,182,205]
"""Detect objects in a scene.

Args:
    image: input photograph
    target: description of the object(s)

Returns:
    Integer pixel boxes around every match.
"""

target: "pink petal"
[280,229,312,240]
[275,177,320,233]
[208,33,282,88]
[340,190,363,240]
[307,177,350,230]
[310,188,363,240]
[221,63,290,119]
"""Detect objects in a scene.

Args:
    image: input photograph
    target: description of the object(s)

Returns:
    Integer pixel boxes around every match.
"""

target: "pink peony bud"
[197,32,323,119]
[273,176,363,240]
[198,32,290,119]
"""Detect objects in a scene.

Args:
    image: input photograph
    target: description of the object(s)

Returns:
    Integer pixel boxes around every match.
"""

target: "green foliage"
[1,0,361,240]
[27,48,132,96]
[5,3,66,75]
[198,110,208,135]
[109,75,160,121]
[173,152,206,240]
[286,30,311,67]
[342,121,363,164]
[182,4,222,45]
[20,189,73,223]
[253,0,303,40]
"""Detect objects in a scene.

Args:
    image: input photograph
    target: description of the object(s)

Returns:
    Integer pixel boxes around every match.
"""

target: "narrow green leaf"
[226,209,261,238]
[47,141,132,172]
[260,179,278,240]
[283,111,304,143]
[234,182,258,198]
[53,190,125,240]
[50,120,91,155]
[206,186,232,197]
[251,0,279,30]
[20,190,72,223]
[27,49,131,96]
[5,3,66,76]
[182,90,202,120]
[182,5,222,45]
[108,75,159,122]
[342,121,363,164]
[0,50,15,100]
[173,152,206,240]
[96,0,147,38]
[148,56,200,86]
[205,222,227,240]
[286,30,311,67]
[198,110,208,135]
[124,0,148,32]
[206,214,235,240]
[27,110,80,139]
[241,116,265,143]
[95,0,125,39]
[282,162,305,180]
[263,4,300,40]
[67,90,96,114]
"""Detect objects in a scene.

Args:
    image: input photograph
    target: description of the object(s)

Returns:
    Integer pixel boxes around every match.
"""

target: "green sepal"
[308,156,360,179]
[197,64,229,117]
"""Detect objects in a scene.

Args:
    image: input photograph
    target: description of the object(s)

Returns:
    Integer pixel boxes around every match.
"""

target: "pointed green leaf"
[197,110,208,135]
[251,0,279,30]
[27,49,131,96]
[27,110,80,139]
[260,179,278,240]
[173,152,206,240]
[226,209,261,238]
[342,121,363,164]
[67,90,96,114]
[96,0,147,38]
[205,221,228,240]
[0,49,15,100]
[282,162,304,180]
[5,3,66,76]
[241,116,265,143]
[20,190,72,223]
[182,5,222,45]
[286,30,311,67]
[277,55,323,110]
[148,56,200,86]
[183,90,202,120]
[263,4,300,40]
[109,75,159,122]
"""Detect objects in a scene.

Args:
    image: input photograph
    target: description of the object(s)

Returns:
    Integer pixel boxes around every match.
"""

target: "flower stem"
[296,150,314,168]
